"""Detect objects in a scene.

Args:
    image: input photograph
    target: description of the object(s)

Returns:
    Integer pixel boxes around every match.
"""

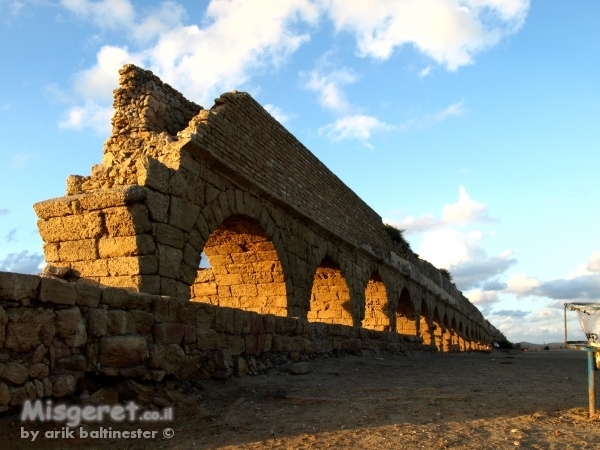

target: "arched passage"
[419,301,433,346]
[191,214,288,316]
[432,307,444,351]
[395,287,417,335]
[307,256,352,325]
[363,272,390,331]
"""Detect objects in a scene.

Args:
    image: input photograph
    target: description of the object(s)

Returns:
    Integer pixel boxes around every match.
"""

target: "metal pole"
[588,350,596,417]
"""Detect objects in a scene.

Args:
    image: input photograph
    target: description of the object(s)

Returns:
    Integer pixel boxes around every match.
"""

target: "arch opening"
[395,287,417,335]
[419,301,433,346]
[363,272,390,331]
[432,307,444,351]
[307,256,352,325]
[191,214,288,316]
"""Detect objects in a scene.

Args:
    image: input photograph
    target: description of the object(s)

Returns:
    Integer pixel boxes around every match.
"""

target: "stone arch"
[190,207,289,316]
[395,287,417,335]
[307,255,353,326]
[450,317,459,352]
[432,305,444,351]
[419,300,434,346]
[363,271,390,331]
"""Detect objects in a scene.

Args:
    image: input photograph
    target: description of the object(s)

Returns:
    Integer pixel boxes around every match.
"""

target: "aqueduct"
[34,65,502,351]
[0,65,507,405]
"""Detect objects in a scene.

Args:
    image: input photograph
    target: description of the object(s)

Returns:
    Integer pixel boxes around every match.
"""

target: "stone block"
[145,188,169,223]
[10,387,27,406]
[108,255,158,276]
[87,308,108,337]
[37,212,103,242]
[130,310,154,335]
[70,259,109,277]
[153,297,179,323]
[136,155,170,194]
[55,307,87,348]
[214,307,235,334]
[101,287,130,308]
[0,382,10,406]
[158,244,182,279]
[107,310,135,335]
[98,234,155,258]
[29,362,50,380]
[33,196,80,219]
[168,196,201,233]
[43,243,60,262]
[5,308,55,352]
[155,223,185,249]
[1,362,29,385]
[0,272,40,303]
[104,204,151,237]
[197,328,217,350]
[39,277,76,305]
[75,283,101,307]
[152,323,185,344]
[99,336,148,368]
[52,374,75,398]
[78,185,146,211]
[57,239,98,262]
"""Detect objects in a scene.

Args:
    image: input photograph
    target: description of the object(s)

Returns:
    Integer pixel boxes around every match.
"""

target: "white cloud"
[10,153,34,168]
[0,251,44,275]
[324,0,530,70]
[58,101,113,135]
[318,114,393,149]
[399,100,465,132]
[385,214,443,235]
[505,273,541,296]
[55,0,529,133]
[491,309,530,318]
[60,0,186,43]
[418,66,432,78]
[465,288,500,305]
[505,252,600,301]
[58,0,321,132]
[442,185,493,223]
[263,104,292,125]
[587,251,600,273]
[304,65,357,113]
[4,228,17,243]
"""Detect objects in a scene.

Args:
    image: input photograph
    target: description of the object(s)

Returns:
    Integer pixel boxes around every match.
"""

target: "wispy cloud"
[263,104,293,125]
[325,0,530,70]
[303,64,357,113]
[418,66,432,78]
[442,185,495,224]
[386,185,494,235]
[10,153,34,168]
[0,250,44,275]
[318,114,394,149]
[53,0,529,133]
[399,100,466,132]
[4,228,18,243]
[0,208,8,216]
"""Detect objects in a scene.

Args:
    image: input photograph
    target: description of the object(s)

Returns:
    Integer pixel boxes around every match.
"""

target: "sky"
[1,0,599,344]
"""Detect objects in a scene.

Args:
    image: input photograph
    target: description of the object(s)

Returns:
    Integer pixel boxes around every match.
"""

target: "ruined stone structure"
[0,65,504,407]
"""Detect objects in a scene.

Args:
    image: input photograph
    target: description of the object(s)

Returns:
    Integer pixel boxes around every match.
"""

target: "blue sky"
[1,0,599,344]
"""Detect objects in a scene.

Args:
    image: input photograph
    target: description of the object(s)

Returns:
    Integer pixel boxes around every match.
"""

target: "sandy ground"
[3,349,599,449]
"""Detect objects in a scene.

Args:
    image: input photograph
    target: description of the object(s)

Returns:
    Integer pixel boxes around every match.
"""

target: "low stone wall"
[0,271,426,410]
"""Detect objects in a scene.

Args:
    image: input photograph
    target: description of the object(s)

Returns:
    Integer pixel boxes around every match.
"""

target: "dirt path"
[3,350,599,449]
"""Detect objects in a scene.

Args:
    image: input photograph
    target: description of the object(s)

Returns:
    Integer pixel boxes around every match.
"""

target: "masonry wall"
[0,271,426,408]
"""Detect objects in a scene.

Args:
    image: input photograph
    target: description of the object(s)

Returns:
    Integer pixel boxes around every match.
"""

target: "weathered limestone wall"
[31,64,505,356]
[0,271,425,408]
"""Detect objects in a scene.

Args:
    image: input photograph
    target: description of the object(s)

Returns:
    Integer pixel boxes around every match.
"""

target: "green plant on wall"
[383,223,411,251]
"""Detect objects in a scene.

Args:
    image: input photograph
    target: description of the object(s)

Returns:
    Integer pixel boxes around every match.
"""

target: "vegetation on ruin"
[383,223,411,251]
[440,268,453,282]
